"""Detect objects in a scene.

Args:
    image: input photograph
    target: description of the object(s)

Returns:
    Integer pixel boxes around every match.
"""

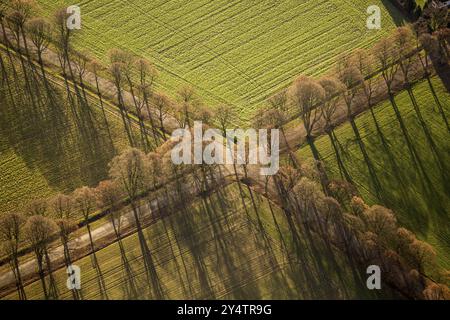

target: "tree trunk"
[306,135,329,194]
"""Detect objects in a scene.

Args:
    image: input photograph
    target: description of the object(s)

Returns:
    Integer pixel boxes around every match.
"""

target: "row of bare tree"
[0,0,164,152]
[2,134,448,300]
[0,0,225,153]
[1,0,449,300]
[248,19,450,299]
[0,0,106,149]
[254,23,449,205]
[0,146,163,299]
[271,162,449,299]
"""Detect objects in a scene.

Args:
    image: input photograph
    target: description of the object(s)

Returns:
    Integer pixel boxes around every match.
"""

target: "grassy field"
[0,52,135,214]
[3,183,399,300]
[37,0,404,124]
[295,76,450,268]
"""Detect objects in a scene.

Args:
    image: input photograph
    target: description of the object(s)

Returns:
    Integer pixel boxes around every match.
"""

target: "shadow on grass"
[0,56,118,208]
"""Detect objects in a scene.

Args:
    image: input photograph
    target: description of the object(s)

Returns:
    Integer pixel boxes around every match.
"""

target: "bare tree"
[267,91,299,168]
[89,58,115,150]
[335,55,363,120]
[0,1,19,81]
[289,176,342,294]
[73,186,108,299]
[289,76,324,160]
[26,17,53,97]
[109,148,164,298]
[317,77,342,131]
[72,50,99,141]
[109,57,134,146]
[423,4,449,60]
[194,104,213,125]
[96,180,137,298]
[136,58,159,146]
[73,50,92,107]
[351,47,405,188]
[109,50,150,151]
[0,212,27,299]
[350,49,376,108]
[7,0,36,61]
[24,215,58,300]
[408,239,436,274]
[374,37,400,96]
[289,76,328,191]
[318,76,351,183]
[177,86,195,128]
[96,180,123,238]
[6,0,40,111]
[116,51,149,150]
[395,26,418,87]
[336,55,382,199]
[0,7,19,112]
[416,31,439,74]
[72,186,97,245]
[363,206,397,239]
[214,104,256,220]
[134,83,152,151]
[53,7,81,124]
[146,151,192,297]
[215,104,234,136]
[154,92,170,137]
[49,193,80,299]
[109,148,150,204]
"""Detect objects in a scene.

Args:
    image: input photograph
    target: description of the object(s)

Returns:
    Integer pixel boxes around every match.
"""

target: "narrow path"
[0,167,237,297]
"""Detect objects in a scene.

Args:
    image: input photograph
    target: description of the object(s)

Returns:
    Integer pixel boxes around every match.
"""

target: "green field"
[0,52,135,214]
[295,76,450,268]
[4,183,398,300]
[2,0,448,301]
[37,0,404,124]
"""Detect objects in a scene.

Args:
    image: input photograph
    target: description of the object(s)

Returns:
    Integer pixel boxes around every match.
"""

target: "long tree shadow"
[0,55,117,207]
[408,88,450,191]
[353,92,450,248]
